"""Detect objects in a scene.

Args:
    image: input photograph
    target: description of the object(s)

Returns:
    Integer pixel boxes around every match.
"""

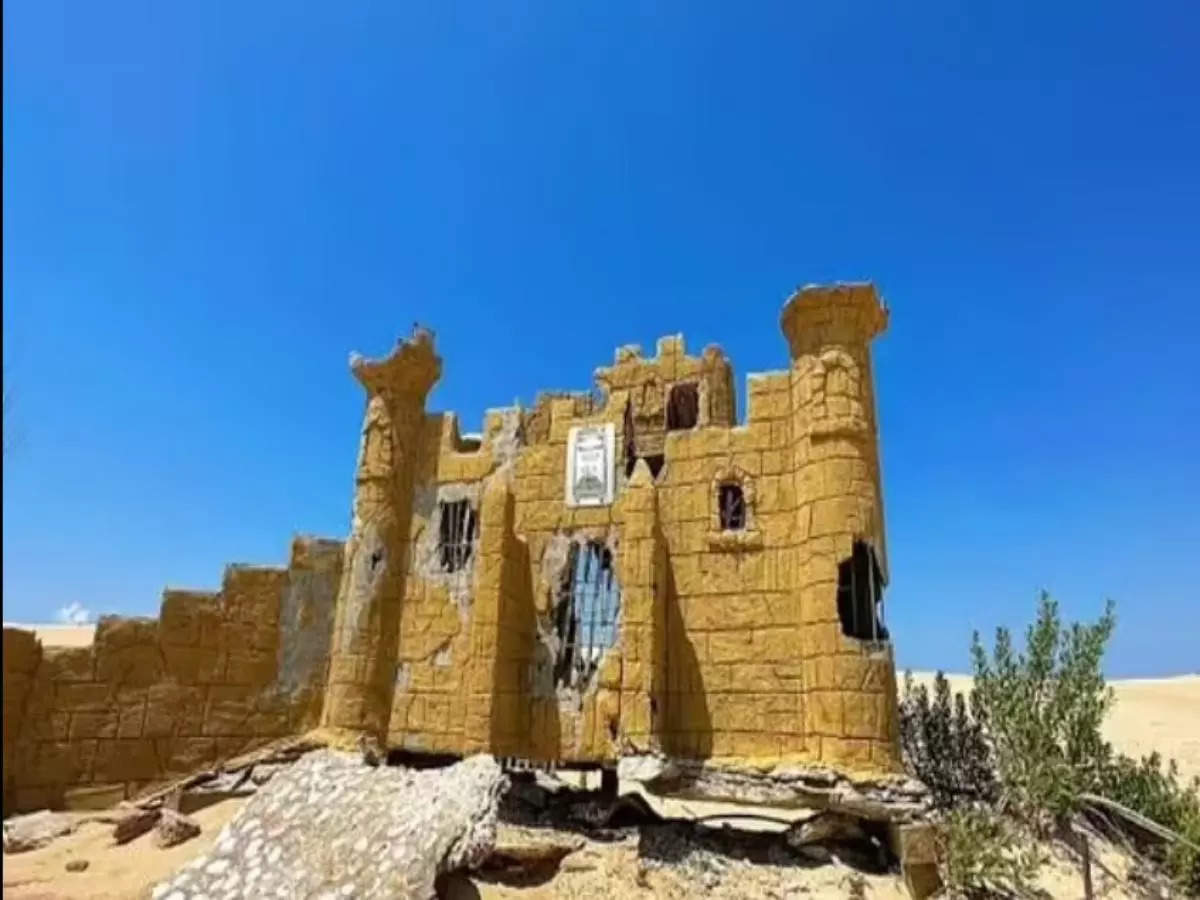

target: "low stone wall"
[2,537,343,815]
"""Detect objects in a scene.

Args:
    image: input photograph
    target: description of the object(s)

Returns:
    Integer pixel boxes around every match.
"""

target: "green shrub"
[969,592,1116,825]
[935,806,1044,899]
[1097,751,1200,892]
[966,592,1199,889]
[899,671,997,808]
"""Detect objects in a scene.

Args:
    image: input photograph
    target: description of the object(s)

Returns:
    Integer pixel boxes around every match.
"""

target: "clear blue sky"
[4,2,1198,676]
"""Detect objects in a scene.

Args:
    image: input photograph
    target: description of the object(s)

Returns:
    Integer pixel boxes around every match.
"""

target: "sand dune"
[3,623,97,647]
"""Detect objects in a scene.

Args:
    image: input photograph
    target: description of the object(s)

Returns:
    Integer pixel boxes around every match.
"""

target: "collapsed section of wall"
[2,537,343,815]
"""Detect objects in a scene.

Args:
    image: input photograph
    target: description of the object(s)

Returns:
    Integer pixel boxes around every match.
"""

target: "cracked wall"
[2,536,344,815]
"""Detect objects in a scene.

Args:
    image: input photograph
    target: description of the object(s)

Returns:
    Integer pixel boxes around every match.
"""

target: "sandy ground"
[2,799,244,900]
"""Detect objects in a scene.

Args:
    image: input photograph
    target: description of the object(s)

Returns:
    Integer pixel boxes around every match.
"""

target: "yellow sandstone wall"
[3,281,902,815]
[2,538,343,815]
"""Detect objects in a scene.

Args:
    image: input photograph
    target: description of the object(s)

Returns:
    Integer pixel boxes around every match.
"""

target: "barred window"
[437,499,477,572]
[717,483,746,531]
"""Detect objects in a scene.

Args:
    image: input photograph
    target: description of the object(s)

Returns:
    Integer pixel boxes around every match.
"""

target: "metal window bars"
[718,483,746,530]
[553,540,621,689]
[437,499,477,573]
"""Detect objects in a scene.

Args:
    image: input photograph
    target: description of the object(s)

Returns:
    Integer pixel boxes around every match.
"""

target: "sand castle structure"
[3,282,902,816]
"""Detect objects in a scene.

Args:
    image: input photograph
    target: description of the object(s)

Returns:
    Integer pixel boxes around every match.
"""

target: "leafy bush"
[935,806,1044,899]
[964,592,1199,889]
[969,592,1116,825]
[899,671,997,808]
[1097,751,1200,892]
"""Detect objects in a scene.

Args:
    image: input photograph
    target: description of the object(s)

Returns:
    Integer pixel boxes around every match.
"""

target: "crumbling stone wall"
[4,282,904,814]
[2,537,342,815]
[370,286,898,772]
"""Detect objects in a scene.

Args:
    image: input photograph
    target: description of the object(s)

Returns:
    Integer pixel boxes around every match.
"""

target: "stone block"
[93,739,160,783]
[29,712,71,741]
[225,650,277,687]
[708,630,753,664]
[96,644,164,688]
[159,591,218,647]
[809,690,844,736]
[751,628,795,662]
[728,664,786,693]
[43,647,95,682]
[843,692,884,739]
[732,731,780,760]
[4,628,42,674]
[163,646,226,685]
[62,783,127,811]
[203,686,255,736]
[143,685,205,738]
[55,682,111,712]
[32,740,98,785]
[69,711,118,740]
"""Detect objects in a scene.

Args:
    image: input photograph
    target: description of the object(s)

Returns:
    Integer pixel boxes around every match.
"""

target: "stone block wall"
[2,537,342,815]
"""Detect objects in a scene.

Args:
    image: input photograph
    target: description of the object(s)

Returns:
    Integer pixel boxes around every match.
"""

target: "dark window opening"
[623,401,637,477]
[836,540,888,641]
[718,483,746,530]
[553,541,621,689]
[667,383,699,431]
[438,499,477,572]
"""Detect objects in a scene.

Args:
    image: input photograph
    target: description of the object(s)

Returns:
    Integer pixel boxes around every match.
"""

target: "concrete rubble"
[149,749,507,900]
[2,810,81,854]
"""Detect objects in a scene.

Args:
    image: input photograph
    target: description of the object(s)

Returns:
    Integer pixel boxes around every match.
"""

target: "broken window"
[666,383,699,431]
[717,483,746,530]
[553,541,621,689]
[623,400,665,480]
[836,539,888,642]
[437,499,477,573]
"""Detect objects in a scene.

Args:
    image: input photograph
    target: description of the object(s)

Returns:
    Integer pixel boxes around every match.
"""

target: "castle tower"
[781,283,900,772]
[320,329,441,740]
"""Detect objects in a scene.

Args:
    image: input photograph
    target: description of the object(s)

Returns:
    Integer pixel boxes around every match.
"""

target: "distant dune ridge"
[905,671,1200,785]
[6,624,1198,784]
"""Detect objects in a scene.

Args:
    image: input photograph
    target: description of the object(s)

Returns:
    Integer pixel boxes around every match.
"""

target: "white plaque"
[565,424,615,507]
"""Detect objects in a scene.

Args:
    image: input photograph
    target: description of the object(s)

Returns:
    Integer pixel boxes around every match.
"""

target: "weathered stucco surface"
[3,281,903,815]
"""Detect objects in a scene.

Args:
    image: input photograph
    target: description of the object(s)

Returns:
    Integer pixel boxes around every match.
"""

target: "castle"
[3,282,900,814]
